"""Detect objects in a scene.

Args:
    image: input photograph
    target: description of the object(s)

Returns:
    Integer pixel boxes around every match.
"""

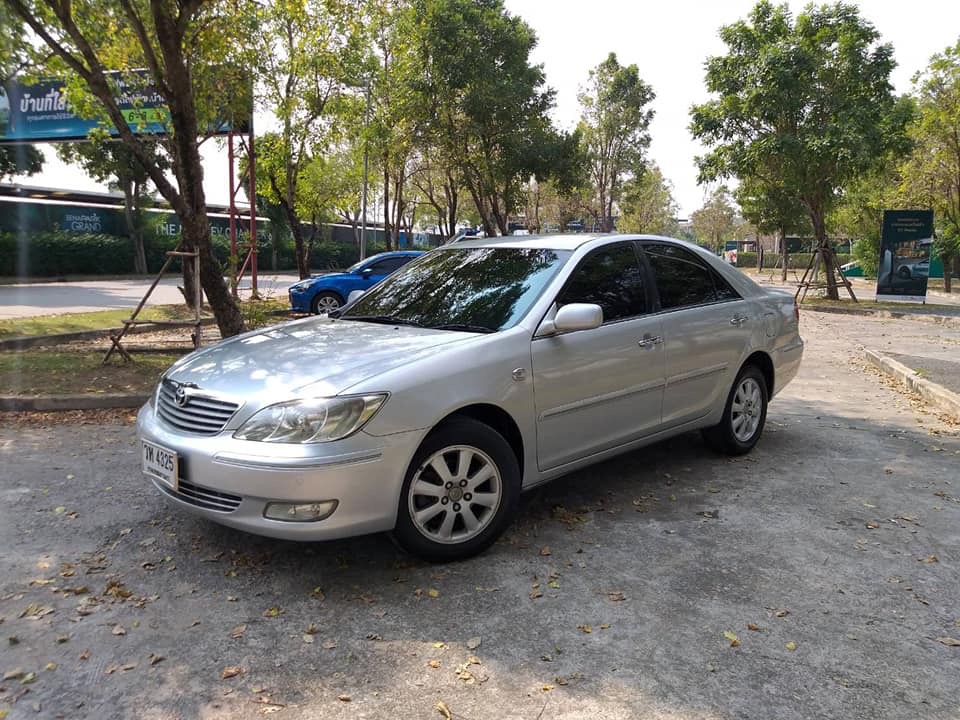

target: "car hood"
[163,317,476,402]
[293,272,348,287]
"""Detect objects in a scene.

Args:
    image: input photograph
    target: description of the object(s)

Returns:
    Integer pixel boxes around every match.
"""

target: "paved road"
[1,312,958,719]
[0,273,301,319]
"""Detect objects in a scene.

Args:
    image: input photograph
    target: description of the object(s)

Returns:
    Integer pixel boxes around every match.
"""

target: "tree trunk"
[122,179,147,274]
[944,253,954,293]
[807,203,838,299]
[780,228,789,283]
[280,200,308,279]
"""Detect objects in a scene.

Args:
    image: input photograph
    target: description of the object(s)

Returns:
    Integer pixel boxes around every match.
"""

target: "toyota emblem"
[174,385,189,407]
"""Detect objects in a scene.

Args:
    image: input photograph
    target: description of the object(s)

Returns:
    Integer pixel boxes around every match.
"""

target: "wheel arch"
[743,350,774,396]
[435,403,524,478]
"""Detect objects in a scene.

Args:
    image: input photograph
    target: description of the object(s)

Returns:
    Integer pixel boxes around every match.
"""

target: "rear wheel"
[311,291,343,315]
[701,365,768,456]
[392,417,520,562]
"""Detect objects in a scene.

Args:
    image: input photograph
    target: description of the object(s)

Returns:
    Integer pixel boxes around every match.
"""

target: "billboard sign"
[0,72,244,145]
[876,210,933,303]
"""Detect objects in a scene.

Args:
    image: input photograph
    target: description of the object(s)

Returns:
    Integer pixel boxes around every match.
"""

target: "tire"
[311,291,343,315]
[898,265,912,279]
[701,364,768,456]
[391,417,521,562]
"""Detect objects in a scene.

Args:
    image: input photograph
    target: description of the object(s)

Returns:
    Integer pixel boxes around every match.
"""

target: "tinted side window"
[368,257,407,274]
[558,243,647,322]
[644,243,734,309]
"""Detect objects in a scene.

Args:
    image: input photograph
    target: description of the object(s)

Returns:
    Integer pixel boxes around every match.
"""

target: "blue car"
[288,250,424,314]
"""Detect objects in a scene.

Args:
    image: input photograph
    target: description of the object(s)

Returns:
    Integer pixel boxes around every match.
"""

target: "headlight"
[233,394,387,443]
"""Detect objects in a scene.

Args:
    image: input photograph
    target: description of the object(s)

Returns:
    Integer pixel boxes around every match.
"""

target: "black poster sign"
[876,210,934,303]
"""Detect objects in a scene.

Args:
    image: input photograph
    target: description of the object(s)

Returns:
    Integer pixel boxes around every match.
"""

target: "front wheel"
[701,365,768,456]
[311,291,343,315]
[392,418,520,562]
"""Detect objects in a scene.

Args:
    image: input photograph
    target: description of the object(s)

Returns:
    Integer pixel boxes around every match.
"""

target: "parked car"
[287,250,423,314]
[138,234,803,561]
[896,257,930,280]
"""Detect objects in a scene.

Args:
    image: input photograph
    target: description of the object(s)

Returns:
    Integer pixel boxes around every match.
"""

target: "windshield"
[340,246,570,331]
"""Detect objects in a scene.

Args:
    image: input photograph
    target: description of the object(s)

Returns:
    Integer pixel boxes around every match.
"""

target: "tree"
[414,0,565,236]
[735,178,809,280]
[3,0,255,336]
[577,52,655,232]
[0,5,44,182]
[691,186,737,251]
[57,140,167,273]
[901,39,960,292]
[617,165,678,235]
[255,0,364,278]
[830,163,900,278]
[691,1,913,299]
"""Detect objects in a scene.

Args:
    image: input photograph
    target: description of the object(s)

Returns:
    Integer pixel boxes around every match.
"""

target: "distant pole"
[360,76,371,260]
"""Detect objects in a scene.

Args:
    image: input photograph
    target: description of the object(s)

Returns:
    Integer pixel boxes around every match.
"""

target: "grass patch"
[0,351,180,396]
[0,305,204,340]
[801,297,958,312]
[0,298,291,339]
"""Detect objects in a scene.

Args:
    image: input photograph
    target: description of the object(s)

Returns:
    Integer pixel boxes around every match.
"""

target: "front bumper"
[136,404,426,541]
[288,288,312,312]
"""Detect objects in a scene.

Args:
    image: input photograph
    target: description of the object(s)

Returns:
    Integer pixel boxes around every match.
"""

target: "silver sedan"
[137,234,803,561]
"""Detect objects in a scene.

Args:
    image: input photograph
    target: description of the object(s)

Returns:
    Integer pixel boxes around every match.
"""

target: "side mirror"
[359,267,373,277]
[347,289,366,304]
[539,303,603,336]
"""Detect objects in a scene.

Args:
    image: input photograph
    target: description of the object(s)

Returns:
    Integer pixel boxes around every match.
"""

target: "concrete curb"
[0,394,148,412]
[863,348,960,421]
[803,304,960,328]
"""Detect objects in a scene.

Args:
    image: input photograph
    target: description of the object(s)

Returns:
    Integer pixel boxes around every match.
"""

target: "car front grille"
[156,478,242,513]
[157,379,239,435]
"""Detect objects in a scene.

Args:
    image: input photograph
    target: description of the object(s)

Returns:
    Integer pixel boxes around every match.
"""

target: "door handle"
[730,315,749,326]
[637,334,662,349]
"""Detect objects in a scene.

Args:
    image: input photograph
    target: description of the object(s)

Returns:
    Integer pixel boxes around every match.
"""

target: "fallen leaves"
[723,631,740,648]
[111,625,127,636]
[539,546,552,556]
[919,555,939,564]
[148,653,165,666]
[435,700,453,719]
[577,624,592,634]
[19,604,54,620]
[263,607,284,618]
[606,591,626,602]
[427,659,441,669]
[337,694,351,702]
[427,589,440,599]
[221,666,244,679]
[230,624,247,639]
[321,639,337,650]
[935,637,960,647]
[466,636,481,650]
[785,641,797,651]
[747,623,762,632]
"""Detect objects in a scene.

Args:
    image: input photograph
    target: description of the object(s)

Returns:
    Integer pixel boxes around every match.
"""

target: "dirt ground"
[1,311,959,720]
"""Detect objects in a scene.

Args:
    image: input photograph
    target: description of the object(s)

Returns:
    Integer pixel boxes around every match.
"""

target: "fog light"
[264,500,338,522]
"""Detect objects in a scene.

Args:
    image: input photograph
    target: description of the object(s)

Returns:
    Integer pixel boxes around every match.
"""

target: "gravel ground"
[1,312,959,720]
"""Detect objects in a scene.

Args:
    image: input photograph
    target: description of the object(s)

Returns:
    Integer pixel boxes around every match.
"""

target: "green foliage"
[414,0,566,235]
[691,186,737,251]
[0,230,372,277]
[0,145,44,181]
[735,252,852,270]
[617,165,678,235]
[690,0,913,263]
[900,39,960,266]
[577,52,655,231]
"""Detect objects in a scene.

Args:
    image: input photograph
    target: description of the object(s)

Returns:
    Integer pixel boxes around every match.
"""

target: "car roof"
[366,250,424,259]
[443,233,701,252]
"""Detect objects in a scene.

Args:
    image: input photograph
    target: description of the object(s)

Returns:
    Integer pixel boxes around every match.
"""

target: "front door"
[532,242,665,471]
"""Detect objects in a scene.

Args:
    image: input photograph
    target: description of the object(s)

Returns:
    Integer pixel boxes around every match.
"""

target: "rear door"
[641,242,751,427]
[531,242,665,470]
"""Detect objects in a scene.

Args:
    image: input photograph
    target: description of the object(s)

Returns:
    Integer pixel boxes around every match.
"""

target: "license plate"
[142,440,178,491]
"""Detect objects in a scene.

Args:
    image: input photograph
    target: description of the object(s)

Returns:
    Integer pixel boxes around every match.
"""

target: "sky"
[22,0,960,220]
